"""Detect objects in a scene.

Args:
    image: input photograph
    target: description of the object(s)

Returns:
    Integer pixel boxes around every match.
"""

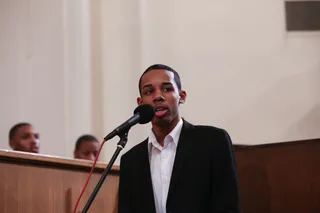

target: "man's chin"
[30,148,39,153]
[152,116,171,126]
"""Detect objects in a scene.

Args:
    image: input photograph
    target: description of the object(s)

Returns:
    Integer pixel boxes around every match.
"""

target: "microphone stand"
[81,131,129,213]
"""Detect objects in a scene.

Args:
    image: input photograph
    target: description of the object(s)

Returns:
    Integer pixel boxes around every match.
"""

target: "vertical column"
[62,0,93,157]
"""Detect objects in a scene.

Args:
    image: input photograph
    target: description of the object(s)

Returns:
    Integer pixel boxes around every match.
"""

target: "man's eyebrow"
[142,82,173,89]
[142,84,152,89]
[162,82,173,86]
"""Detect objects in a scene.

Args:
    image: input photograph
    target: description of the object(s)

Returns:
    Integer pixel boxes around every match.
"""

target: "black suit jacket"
[118,120,240,213]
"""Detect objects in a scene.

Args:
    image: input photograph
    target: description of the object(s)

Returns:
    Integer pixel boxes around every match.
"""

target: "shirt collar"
[148,118,183,153]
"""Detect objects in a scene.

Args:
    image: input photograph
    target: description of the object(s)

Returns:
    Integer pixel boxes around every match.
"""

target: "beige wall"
[0,0,95,158]
[1,0,319,165]
[98,0,320,164]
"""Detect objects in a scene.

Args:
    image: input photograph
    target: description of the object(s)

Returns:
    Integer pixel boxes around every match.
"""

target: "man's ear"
[137,97,143,105]
[179,90,187,104]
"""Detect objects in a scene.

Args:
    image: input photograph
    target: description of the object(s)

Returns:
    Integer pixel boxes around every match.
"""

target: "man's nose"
[153,90,165,103]
[31,136,37,144]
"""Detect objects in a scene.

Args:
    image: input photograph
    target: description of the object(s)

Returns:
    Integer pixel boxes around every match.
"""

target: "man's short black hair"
[9,122,32,140]
[138,64,182,95]
[75,134,99,151]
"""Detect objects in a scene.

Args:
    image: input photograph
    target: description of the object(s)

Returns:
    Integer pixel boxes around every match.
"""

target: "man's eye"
[163,88,172,92]
[144,90,152,95]
[22,135,30,139]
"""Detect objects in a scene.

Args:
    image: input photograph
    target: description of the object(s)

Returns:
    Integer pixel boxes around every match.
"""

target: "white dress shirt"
[148,118,183,213]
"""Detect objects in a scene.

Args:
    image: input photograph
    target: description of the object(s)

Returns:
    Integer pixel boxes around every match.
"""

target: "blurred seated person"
[74,134,99,161]
[9,122,40,153]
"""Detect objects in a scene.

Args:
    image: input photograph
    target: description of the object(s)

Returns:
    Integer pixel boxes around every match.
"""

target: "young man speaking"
[118,64,240,213]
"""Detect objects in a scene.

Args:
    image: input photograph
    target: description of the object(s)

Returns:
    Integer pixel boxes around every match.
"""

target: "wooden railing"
[1,138,319,213]
[234,138,320,213]
[0,149,119,213]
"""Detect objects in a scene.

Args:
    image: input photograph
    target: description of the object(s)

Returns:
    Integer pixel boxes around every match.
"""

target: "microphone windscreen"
[133,104,155,124]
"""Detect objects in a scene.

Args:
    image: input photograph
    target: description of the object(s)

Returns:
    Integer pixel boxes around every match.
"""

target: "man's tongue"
[155,108,167,117]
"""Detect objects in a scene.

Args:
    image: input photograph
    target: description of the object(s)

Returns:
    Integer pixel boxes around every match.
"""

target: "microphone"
[104,104,155,140]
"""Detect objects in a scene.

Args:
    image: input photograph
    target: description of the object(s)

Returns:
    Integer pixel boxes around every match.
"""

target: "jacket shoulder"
[121,138,148,161]
[193,124,229,135]
[191,124,233,149]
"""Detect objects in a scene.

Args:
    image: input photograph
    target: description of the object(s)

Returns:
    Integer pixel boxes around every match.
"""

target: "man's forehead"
[17,125,34,134]
[80,141,99,148]
[141,69,175,86]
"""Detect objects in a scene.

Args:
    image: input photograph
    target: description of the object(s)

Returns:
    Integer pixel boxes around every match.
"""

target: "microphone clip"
[117,132,128,149]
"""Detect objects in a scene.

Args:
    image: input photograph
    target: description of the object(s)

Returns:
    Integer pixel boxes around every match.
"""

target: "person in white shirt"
[118,64,240,213]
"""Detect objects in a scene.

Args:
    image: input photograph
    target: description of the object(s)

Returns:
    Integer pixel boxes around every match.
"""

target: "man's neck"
[152,116,181,146]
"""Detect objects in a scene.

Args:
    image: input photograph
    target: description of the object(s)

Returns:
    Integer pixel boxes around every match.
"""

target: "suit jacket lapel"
[139,140,157,213]
[167,119,195,201]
